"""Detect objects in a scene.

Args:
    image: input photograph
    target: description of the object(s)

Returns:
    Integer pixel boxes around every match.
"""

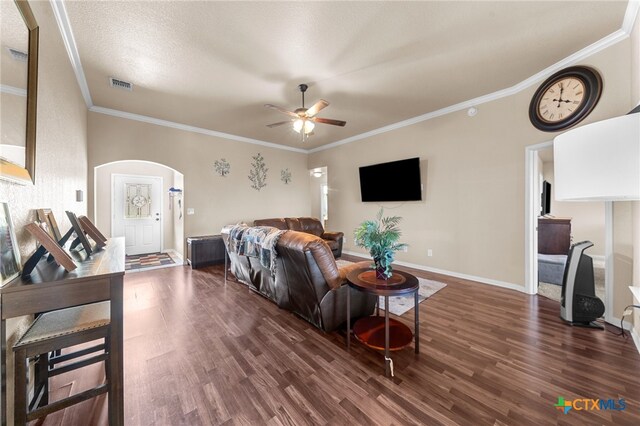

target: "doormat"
[125,252,175,271]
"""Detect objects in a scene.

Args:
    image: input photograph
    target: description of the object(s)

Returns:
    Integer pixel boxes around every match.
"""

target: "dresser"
[538,217,572,255]
[0,238,125,425]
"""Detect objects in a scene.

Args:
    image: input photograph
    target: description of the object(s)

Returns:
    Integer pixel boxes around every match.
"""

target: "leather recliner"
[221,227,376,332]
[253,217,344,258]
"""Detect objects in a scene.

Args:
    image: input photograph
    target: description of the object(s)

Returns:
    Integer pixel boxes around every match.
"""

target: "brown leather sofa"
[253,217,344,258]
[222,227,376,332]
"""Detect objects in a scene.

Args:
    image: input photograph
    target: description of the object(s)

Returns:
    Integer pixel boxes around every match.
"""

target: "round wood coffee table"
[346,268,419,377]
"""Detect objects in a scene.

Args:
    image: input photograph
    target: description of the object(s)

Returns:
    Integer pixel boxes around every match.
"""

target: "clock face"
[529,66,602,132]
[537,78,585,123]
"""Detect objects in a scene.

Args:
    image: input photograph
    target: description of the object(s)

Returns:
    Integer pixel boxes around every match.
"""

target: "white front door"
[113,174,162,255]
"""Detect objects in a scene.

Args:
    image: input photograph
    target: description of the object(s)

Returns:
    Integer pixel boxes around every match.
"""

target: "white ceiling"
[63,1,630,150]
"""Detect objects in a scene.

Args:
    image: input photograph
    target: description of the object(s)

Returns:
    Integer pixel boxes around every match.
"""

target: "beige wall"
[0,2,88,423]
[94,161,184,256]
[631,14,640,344]
[309,40,631,289]
[87,112,311,250]
[541,161,606,258]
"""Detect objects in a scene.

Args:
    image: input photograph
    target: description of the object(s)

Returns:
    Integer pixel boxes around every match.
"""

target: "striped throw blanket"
[225,225,285,275]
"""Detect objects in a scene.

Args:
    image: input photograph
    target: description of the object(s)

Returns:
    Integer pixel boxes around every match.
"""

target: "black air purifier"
[560,241,605,328]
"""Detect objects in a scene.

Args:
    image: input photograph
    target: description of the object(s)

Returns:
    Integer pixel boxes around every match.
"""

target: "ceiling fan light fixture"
[293,119,315,134]
[304,120,315,133]
[265,84,344,141]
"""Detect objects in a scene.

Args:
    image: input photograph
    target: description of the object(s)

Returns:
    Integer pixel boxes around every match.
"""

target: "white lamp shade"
[304,120,315,133]
[553,113,640,201]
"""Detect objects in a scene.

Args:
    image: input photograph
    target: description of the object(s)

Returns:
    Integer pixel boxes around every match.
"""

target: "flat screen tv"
[541,180,551,216]
[359,157,422,202]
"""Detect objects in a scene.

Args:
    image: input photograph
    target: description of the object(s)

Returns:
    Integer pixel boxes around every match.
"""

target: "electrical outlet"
[427,249,433,257]
[401,246,408,252]
[623,308,634,316]
[187,208,195,215]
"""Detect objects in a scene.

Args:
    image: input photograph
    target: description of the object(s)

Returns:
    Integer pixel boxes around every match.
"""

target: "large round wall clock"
[529,66,602,132]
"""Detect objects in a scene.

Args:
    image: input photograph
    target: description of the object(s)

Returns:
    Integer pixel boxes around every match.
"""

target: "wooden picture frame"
[78,216,107,248]
[65,211,93,255]
[24,222,76,272]
[1,203,22,286]
[37,208,62,242]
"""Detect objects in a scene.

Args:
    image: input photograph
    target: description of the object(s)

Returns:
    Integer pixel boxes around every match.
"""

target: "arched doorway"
[94,160,185,262]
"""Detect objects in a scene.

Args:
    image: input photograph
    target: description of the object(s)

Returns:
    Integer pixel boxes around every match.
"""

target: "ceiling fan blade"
[264,104,298,118]
[305,99,329,117]
[266,121,292,128]
[311,117,346,127]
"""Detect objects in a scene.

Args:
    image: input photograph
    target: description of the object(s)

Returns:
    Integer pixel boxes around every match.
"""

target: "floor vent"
[8,48,28,62]
[109,77,133,91]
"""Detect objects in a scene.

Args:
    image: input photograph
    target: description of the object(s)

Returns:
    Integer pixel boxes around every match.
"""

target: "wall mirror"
[0,0,38,184]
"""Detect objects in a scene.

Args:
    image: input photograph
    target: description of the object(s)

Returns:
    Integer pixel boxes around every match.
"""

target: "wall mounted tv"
[541,180,551,216]
[359,157,422,202]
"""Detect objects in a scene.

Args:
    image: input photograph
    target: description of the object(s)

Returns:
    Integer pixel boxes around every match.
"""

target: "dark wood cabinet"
[186,235,226,268]
[538,217,572,255]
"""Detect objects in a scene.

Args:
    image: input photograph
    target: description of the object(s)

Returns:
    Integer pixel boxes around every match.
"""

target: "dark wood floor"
[38,258,640,425]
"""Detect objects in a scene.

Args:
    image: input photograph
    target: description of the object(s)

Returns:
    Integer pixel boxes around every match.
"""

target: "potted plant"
[354,208,407,280]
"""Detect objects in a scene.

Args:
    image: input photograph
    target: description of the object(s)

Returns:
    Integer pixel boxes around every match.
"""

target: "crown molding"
[622,0,640,33]
[50,0,92,107]
[54,0,638,155]
[308,27,631,154]
[89,106,308,154]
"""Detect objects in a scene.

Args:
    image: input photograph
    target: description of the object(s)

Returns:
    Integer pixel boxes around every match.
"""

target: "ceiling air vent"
[109,77,133,91]
[7,48,28,62]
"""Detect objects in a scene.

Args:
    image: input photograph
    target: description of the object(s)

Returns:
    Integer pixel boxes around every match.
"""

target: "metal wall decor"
[214,158,231,176]
[248,153,268,191]
[281,168,292,184]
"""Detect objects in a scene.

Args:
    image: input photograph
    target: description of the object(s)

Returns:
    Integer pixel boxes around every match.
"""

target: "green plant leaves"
[353,208,408,277]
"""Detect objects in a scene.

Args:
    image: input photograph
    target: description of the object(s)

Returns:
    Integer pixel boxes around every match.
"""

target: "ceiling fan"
[265,84,346,141]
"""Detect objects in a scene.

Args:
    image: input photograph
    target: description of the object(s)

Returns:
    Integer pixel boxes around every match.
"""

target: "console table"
[346,268,419,377]
[0,238,125,425]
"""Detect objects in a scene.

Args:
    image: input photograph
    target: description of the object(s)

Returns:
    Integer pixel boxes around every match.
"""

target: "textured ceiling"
[64,1,628,149]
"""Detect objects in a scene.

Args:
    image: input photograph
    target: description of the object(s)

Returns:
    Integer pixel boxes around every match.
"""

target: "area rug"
[336,259,447,316]
[125,252,175,271]
[538,266,604,302]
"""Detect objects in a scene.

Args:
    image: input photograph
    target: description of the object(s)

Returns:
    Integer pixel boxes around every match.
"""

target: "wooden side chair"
[13,301,111,425]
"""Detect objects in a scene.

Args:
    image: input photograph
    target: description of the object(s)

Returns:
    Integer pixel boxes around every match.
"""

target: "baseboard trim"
[631,327,640,355]
[342,250,525,293]
[591,255,605,268]
[607,316,634,331]
[164,249,186,264]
